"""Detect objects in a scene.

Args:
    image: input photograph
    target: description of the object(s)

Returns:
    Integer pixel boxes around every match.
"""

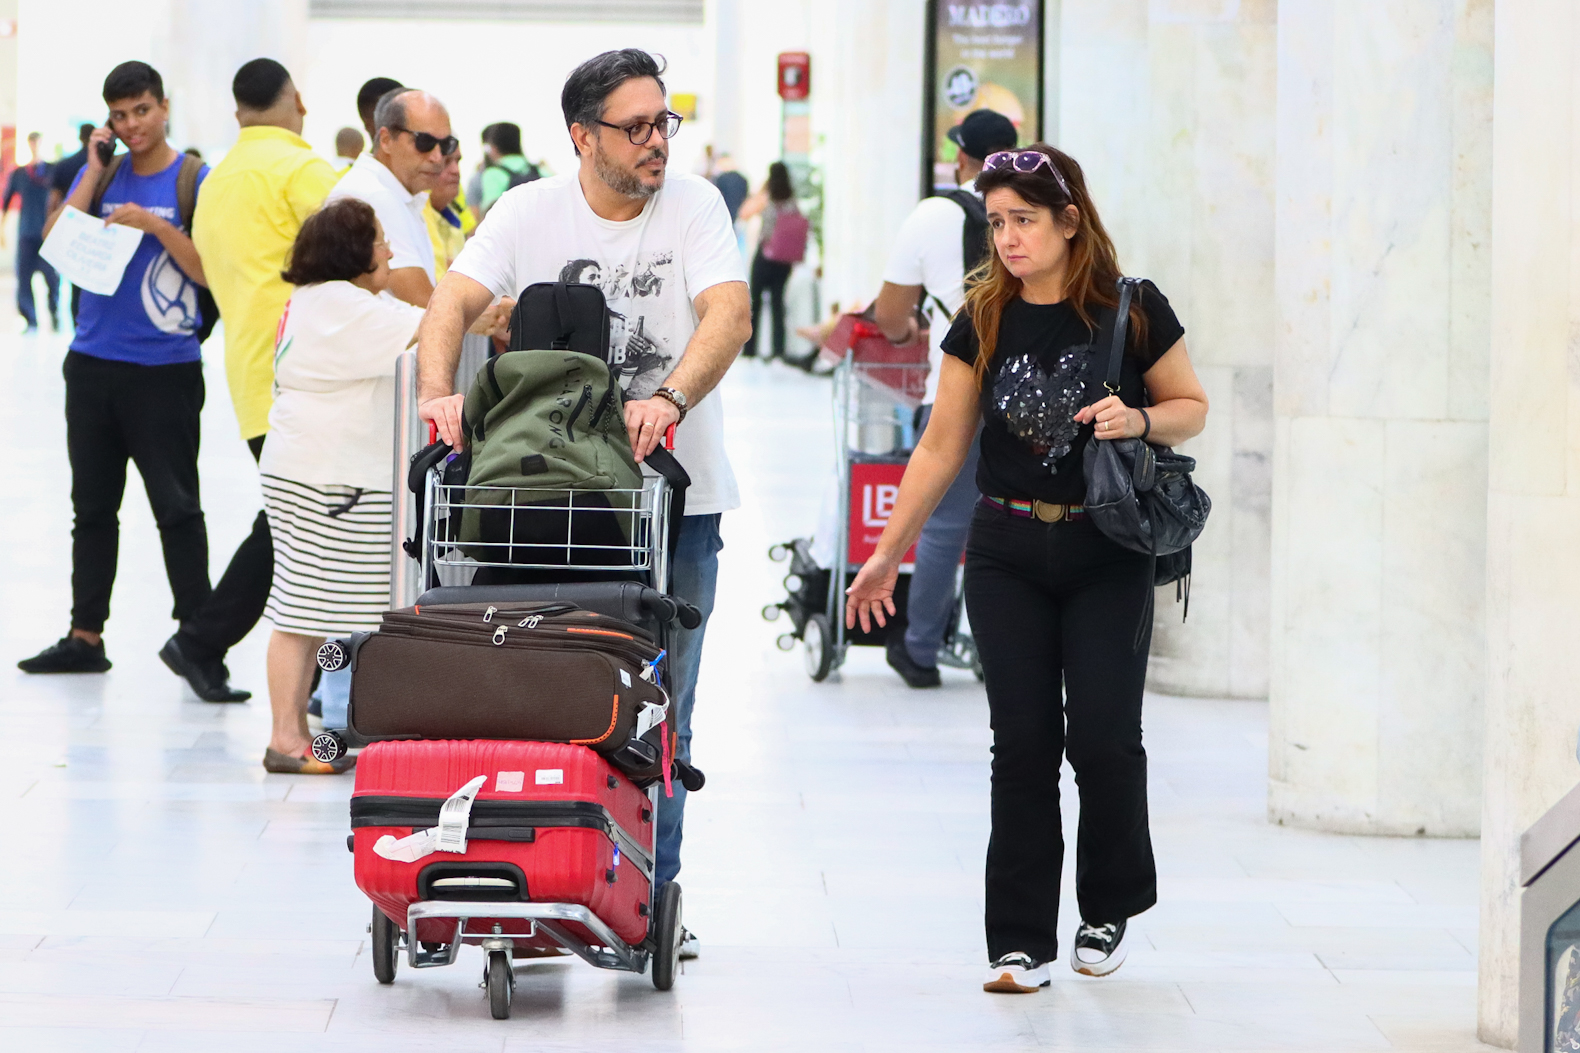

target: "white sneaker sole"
[1071,942,1127,977]
[983,969,1049,993]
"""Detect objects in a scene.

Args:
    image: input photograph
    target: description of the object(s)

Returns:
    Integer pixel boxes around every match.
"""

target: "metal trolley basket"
[346,350,688,1015]
[762,320,982,682]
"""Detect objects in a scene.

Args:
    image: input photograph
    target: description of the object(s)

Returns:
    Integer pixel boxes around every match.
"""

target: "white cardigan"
[259,280,426,490]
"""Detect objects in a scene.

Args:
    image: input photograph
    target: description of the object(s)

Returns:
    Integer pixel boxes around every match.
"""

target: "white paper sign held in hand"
[39,205,145,296]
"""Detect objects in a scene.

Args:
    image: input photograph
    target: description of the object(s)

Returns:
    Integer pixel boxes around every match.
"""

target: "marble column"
[1055,0,1276,699]
[1477,1,1580,1045]
[1267,0,1491,836]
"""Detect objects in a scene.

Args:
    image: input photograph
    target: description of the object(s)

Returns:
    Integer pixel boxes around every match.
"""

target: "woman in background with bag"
[258,198,425,774]
[844,144,1208,993]
[739,161,805,359]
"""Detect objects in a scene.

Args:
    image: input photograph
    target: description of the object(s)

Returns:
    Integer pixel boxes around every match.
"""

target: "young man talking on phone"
[19,61,218,679]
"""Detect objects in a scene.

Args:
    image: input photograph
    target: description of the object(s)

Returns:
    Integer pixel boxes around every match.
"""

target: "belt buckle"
[1032,500,1066,523]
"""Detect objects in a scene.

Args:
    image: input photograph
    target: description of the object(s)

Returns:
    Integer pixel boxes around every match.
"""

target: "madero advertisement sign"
[924,1,1044,194]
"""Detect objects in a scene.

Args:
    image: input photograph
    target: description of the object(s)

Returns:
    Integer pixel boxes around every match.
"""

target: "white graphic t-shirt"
[449,171,747,516]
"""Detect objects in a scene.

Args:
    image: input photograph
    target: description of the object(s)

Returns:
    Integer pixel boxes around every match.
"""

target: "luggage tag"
[373,775,487,862]
[640,650,667,690]
[635,695,669,739]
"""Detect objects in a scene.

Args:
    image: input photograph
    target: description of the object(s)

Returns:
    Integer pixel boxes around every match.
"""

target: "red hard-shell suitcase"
[351,739,656,949]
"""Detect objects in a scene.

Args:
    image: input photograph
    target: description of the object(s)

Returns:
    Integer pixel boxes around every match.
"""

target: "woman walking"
[845,145,1208,992]
[739,161,801,359]
[258,198,425,774]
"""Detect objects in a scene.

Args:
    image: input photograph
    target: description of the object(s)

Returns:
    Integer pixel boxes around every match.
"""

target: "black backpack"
[941,188,989,274]
[91,152,219,345]
[925,188,989,319]
[495,159,541,192]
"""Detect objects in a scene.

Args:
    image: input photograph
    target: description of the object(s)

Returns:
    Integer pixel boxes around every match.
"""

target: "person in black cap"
[868,108,1019,687]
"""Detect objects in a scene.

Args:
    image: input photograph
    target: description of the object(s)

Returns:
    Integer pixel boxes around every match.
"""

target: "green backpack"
[458,350,642,562]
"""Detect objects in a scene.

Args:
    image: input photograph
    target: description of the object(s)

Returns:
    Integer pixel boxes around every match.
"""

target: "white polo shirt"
[329,154,436,283]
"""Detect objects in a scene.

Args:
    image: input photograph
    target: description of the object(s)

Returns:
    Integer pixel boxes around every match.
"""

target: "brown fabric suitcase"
[344,602,671,767]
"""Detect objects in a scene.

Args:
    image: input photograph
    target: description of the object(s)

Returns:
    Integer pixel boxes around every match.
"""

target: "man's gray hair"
[372,88,412,135]
[561,49,667,153]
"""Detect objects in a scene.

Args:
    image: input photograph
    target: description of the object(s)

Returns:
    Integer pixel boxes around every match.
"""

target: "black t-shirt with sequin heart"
[941,281,1184,505]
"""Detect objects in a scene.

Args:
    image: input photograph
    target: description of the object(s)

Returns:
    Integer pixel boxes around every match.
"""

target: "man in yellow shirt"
[426,146,474,279]
[166,58,339,702]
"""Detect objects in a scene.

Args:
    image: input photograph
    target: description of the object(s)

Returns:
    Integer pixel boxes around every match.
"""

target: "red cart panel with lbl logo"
[847,458,916,569]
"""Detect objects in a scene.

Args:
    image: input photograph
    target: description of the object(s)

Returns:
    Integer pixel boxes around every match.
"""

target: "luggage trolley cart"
[326,367,693,1014]
[763,316,982,682]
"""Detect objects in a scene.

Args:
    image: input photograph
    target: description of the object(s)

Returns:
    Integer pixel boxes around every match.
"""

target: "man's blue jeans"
[655,512,722,888]
[903,405,981,667]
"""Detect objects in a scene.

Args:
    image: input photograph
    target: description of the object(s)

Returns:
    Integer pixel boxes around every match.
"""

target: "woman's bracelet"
[1138,408,1152,442]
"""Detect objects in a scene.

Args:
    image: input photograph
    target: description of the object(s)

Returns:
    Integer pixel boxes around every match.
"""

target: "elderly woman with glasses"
[256,197,425,774]
[846,144,1210,993]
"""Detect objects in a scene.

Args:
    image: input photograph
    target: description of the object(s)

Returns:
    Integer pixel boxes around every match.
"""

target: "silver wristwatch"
[652,386,688,422]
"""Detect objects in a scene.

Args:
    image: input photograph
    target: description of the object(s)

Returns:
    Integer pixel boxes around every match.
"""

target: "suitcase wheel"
[768,543,789,562]
[651,880,683,992]
[370,905,399,985]
[486,949,513,1019]
[762,603,783,623]
[316,640,348,671]
[776,633,797,652]
[311,732,345,763]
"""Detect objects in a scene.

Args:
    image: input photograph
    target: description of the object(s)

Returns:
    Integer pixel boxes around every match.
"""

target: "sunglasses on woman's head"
[391,126,460,157]
[982,150,1071,197]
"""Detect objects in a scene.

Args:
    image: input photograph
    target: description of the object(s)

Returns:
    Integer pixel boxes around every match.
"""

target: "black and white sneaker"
[983,952,1049,993]
[1071,919,1129,976]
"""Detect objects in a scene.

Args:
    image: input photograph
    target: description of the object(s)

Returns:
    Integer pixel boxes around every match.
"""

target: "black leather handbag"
[1082,278,1211,632]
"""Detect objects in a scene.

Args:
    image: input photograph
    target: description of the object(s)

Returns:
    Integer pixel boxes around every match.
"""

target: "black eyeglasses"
[390,126,459,157]
[594,111,683,146]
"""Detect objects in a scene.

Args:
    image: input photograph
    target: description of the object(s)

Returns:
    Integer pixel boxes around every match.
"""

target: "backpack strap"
[88,154,126,218]
[174,153,203,233]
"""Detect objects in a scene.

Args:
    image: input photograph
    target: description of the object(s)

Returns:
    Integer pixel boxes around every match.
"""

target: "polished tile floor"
[1,316,1490,1050]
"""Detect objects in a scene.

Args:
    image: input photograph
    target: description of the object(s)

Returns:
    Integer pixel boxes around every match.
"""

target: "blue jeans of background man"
[655,512,722,888]
[16,235,59,329]
[903,404,982,667]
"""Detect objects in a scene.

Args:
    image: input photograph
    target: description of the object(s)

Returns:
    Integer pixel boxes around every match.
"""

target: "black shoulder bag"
[1082,277,1211,643]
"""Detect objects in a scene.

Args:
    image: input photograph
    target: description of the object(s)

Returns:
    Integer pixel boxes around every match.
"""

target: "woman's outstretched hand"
[845,554,901,633]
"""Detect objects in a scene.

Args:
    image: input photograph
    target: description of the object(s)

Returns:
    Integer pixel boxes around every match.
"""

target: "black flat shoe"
[886,634,941,688]
[160,635,251,703]
[18,635,111,674]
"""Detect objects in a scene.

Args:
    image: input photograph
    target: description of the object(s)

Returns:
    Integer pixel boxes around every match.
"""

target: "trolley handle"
[427,417,673,450]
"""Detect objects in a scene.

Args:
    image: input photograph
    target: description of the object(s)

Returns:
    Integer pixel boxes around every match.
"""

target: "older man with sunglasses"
[329,87,455,307]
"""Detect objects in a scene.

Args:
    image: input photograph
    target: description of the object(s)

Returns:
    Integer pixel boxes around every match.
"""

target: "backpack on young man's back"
[90,152,220,345]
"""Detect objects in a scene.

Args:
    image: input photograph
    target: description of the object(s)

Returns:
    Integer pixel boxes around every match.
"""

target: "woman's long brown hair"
[963,144,1145,388]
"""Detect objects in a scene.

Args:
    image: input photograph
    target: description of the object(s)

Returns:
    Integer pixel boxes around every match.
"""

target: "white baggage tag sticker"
[535,769,564,785]
[496,771,524,793]
[620,668,632,688]
[635,700,669,739]
[435,775,488,854]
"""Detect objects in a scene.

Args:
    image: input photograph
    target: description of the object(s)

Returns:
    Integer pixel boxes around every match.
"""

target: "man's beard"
[595,143,665,199]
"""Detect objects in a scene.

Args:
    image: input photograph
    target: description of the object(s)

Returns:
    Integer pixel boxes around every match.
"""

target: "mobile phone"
[95,121,115,166]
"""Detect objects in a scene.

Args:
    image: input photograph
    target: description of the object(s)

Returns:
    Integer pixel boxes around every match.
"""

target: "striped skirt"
[261,475,393,637]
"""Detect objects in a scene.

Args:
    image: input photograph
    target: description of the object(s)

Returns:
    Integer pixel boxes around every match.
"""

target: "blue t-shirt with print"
[68,154,209,366]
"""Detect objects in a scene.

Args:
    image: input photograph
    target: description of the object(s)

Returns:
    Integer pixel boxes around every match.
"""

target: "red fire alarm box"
[778,52,811,101]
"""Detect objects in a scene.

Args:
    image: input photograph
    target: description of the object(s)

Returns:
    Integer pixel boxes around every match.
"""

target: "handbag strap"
[1102,276,1142,397]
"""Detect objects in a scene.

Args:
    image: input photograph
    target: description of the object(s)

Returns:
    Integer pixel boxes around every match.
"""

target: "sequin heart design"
[991,344,1093,473]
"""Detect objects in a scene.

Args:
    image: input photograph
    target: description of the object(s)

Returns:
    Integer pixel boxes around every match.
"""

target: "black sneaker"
[159,635,251,703]
[19,635,111,674]
[885,634,941,688]
[983,952,1049,993]
[1071,919,1129,977]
